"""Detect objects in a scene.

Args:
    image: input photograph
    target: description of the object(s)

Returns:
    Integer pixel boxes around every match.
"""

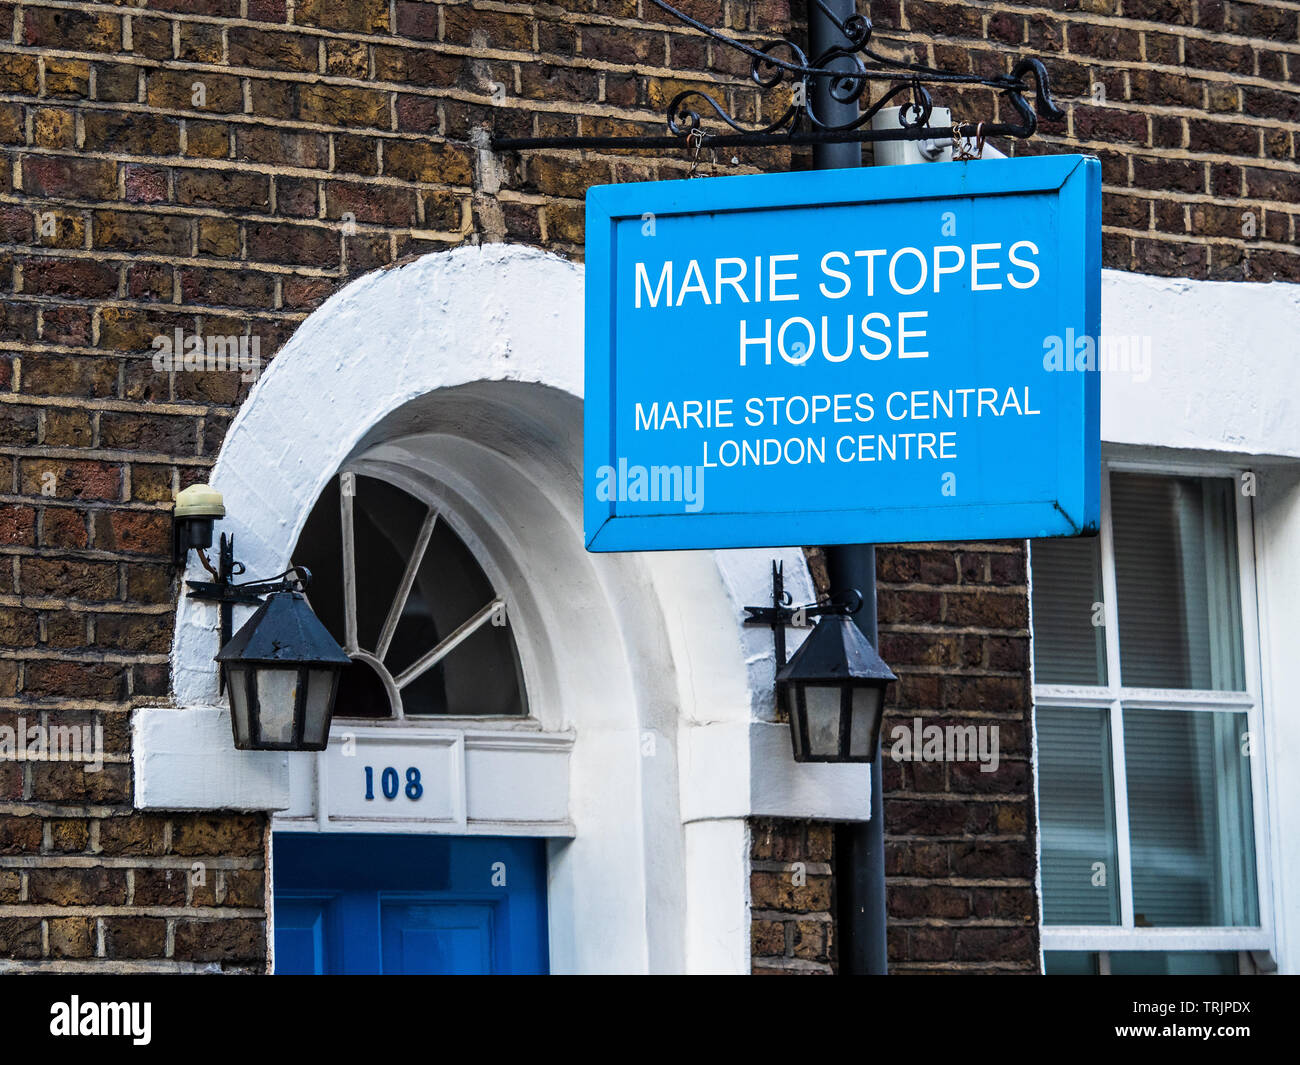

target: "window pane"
[1111,473,1244,690]
[802,685,842,758]
[390,518,527,717]
[1031,536,1107,685]
[1036,707,1121,925]
[255,669,299,745]
[1043,951,1099,975]
[1124,709,1258,927]
[291,474,528,718]
[1109,951,1238,975]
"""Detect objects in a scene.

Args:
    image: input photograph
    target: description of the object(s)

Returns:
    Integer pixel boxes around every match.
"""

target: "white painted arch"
[139,243,872,975]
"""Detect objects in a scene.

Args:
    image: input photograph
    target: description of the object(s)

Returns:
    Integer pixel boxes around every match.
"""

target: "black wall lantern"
[173,483,351,752]
[216,584,351,751]
[745,562,896,763]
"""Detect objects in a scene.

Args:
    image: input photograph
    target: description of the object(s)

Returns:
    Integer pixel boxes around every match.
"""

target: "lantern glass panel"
[849,685,884,758]
[255,668,299,746]
[302,668,338,747]
[228,665,252,745]
[803,684,844,759]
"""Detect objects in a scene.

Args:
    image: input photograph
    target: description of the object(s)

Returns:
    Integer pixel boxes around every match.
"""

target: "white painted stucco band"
[135,243,871,975]
[1099,269,1300,459]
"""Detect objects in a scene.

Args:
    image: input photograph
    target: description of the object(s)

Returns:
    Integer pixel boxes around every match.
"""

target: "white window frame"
[1033,456,1275,960]
[315,463,528,727]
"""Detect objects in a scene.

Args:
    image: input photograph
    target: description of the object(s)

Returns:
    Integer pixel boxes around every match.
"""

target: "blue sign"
[584,155,1101,552]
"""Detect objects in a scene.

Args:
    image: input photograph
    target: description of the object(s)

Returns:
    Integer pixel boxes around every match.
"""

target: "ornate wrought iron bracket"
[185,532,312,688]
[744,561,862,671]
[492,0,1063,153]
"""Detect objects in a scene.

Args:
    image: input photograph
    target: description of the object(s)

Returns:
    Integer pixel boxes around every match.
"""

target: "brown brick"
[22,258,119,300]
[582,25,661,65]
[133,866,187,906]
[383,140,474,185]
[24,658,128,699]
[0,918,43,959]
[21,156,118,201]
[372,46,462,88]
[247,221,340,267]
[751,918,785,957]
[185,120,232,160]
[0,52,40,95]
[324,180,417,226]
[40,508,90,549]
[228,27,319,72]
[47,820,90,855]
[171,813,265,856]
[173,917,265,962]
[23,7,121,51]
[791,919,832,961]
[99,411,196,454]
[0,815,41,854]
[325,39,369,78]
[83,111,181,156]
[0,505,36,546]
[20,458,122,500]
[295,83,391,129]
[0,869,20,904]
[296,0,389,33]
[31,760,131,804]
[394,1,441,40]
[147,70,243,114]
[91,511,170,556]
[750,870,832,913]
[20,557,118,600]
[93,210,191,255]
[49,917,96,958]
[177,266,277,309]
[237,126,330,169]
[222,868,266,907]
[124,563,173,605]
[33,107,76,150]
[130,16,174,61]
[444,6,533,50]
[104,917,167,958]
[29,866,128,906]
[177,169,271,211]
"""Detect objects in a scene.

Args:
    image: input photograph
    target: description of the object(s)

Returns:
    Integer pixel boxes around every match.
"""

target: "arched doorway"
[273,469,543,974]
[139,244,860,975]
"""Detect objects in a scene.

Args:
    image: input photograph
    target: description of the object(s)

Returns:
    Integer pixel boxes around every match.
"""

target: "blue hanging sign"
[584,155,1101,552]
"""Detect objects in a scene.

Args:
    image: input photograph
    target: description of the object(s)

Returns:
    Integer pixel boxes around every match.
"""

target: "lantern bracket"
[184,532,312,687]
[490,0,1063,154]
[743,560,861,671]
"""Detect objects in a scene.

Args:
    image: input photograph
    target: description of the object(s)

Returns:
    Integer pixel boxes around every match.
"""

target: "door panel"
[275,897,334,975]
[381,902,494,975]
[273,833,548,975]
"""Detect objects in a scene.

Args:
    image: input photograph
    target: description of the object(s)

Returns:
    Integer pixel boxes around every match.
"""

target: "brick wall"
[866,0,1299,281]
[0,0,1294,973]
[750,818,836,973]
[876,543,1037,974]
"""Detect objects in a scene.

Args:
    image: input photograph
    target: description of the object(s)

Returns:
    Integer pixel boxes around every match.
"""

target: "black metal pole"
[809,0,888,977]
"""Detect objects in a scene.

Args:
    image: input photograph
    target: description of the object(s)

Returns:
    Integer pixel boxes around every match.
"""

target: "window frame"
[1032,456,1275,957]
[305,461,535,728]
[1044,949,1260,976]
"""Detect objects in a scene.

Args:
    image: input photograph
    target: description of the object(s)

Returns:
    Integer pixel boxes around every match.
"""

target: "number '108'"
[364,766,423,801]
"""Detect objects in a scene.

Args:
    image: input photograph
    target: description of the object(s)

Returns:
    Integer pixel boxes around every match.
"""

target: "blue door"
[273,833,549,975]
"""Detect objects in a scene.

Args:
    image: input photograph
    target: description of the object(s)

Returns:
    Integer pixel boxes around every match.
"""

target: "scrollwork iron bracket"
[491,0,1063,154]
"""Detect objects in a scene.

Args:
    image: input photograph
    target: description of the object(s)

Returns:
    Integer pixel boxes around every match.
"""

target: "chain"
[951,115,986,160]
[687,128,706,176]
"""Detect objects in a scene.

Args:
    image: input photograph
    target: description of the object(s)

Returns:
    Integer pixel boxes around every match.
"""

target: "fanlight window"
[291,472,527,719]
